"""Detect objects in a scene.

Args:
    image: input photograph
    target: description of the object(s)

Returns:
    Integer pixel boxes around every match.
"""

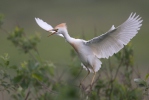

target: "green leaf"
[21,61,28,69]
[48,67,54,76]
[10,65,17,69]
[134,78,147,87]
[17,86,23,93]
[13,75,23,84]
[0,53,10,67]
[32,73,43,81]
[5,60,9,66]
[145,73,149,80]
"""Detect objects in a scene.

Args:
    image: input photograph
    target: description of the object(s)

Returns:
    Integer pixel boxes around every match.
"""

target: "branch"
[24,87,31,100]
[108,58,123,100]
[113,59,123,81]
[38,81,58,95]
[0,27,10,35]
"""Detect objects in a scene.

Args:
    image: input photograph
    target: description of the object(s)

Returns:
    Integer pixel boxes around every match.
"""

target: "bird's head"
[48,23,67,37]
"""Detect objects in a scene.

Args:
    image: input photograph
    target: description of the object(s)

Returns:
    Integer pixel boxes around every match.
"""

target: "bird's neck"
[62,29,73,43]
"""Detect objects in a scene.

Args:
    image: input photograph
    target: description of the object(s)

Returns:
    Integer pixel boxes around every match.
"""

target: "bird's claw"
[79,82,82,88]
[89,84,93,90]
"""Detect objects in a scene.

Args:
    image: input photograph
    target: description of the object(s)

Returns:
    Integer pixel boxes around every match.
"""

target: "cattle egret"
[35,13,143,85]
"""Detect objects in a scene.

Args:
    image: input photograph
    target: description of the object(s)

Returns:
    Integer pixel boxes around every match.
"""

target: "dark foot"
[79,82,83,88]
[89,84,93,90]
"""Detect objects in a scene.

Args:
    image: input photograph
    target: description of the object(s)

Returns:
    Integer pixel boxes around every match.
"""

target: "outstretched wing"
[35,18,53,31]
[85,13,143,59]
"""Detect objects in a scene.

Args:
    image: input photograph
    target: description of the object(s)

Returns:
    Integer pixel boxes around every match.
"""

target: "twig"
[24,87,31,100]
[73,67,83,81]
[38,81,58,94]
[1,91,4,100]
[0,27,10,35]
[134,65,141,78]
[109,59,123,100]
[28,52,38,62]
[57,68,67,82]
[113,59,123,80]
[108,58,113,80]
[102,60,110,79]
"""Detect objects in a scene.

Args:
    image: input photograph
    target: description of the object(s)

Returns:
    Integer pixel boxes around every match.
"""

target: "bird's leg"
[91,69,96,86]
[79,68,90,87]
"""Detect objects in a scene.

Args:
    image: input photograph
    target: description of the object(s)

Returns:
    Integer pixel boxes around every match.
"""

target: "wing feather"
[35,18,53,31]
[85,13,143,59]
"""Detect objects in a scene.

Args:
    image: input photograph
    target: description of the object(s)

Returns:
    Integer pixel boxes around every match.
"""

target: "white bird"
[35,13,143,85]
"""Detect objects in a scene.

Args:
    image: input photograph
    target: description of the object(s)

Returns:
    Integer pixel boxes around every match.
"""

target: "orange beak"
[48,29,58,37]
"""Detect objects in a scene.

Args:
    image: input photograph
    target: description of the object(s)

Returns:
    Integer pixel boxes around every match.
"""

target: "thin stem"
[108,58,113,80]
[0,27,10,35]
[102,60,110,79]
[38,81,58,94]
[1,91,4,100]
[24,87,31,100]
[73,67,83,81]
[113,59,123,80]
[28,52,37,61]
[108,58,123,100]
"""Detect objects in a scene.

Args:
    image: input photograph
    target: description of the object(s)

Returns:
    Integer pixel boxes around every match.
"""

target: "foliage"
[7,26,40,53]
[0,14,148,100]
[134,74,149,98]
[0,54,16,95]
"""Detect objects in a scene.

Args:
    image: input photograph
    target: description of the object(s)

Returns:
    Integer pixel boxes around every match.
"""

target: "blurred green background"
[0,0,149,68]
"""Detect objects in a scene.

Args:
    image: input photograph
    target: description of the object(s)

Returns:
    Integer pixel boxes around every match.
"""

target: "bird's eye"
[55,29,58,32]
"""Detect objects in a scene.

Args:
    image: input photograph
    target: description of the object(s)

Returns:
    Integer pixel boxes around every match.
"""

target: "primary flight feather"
[35,13,143,85]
